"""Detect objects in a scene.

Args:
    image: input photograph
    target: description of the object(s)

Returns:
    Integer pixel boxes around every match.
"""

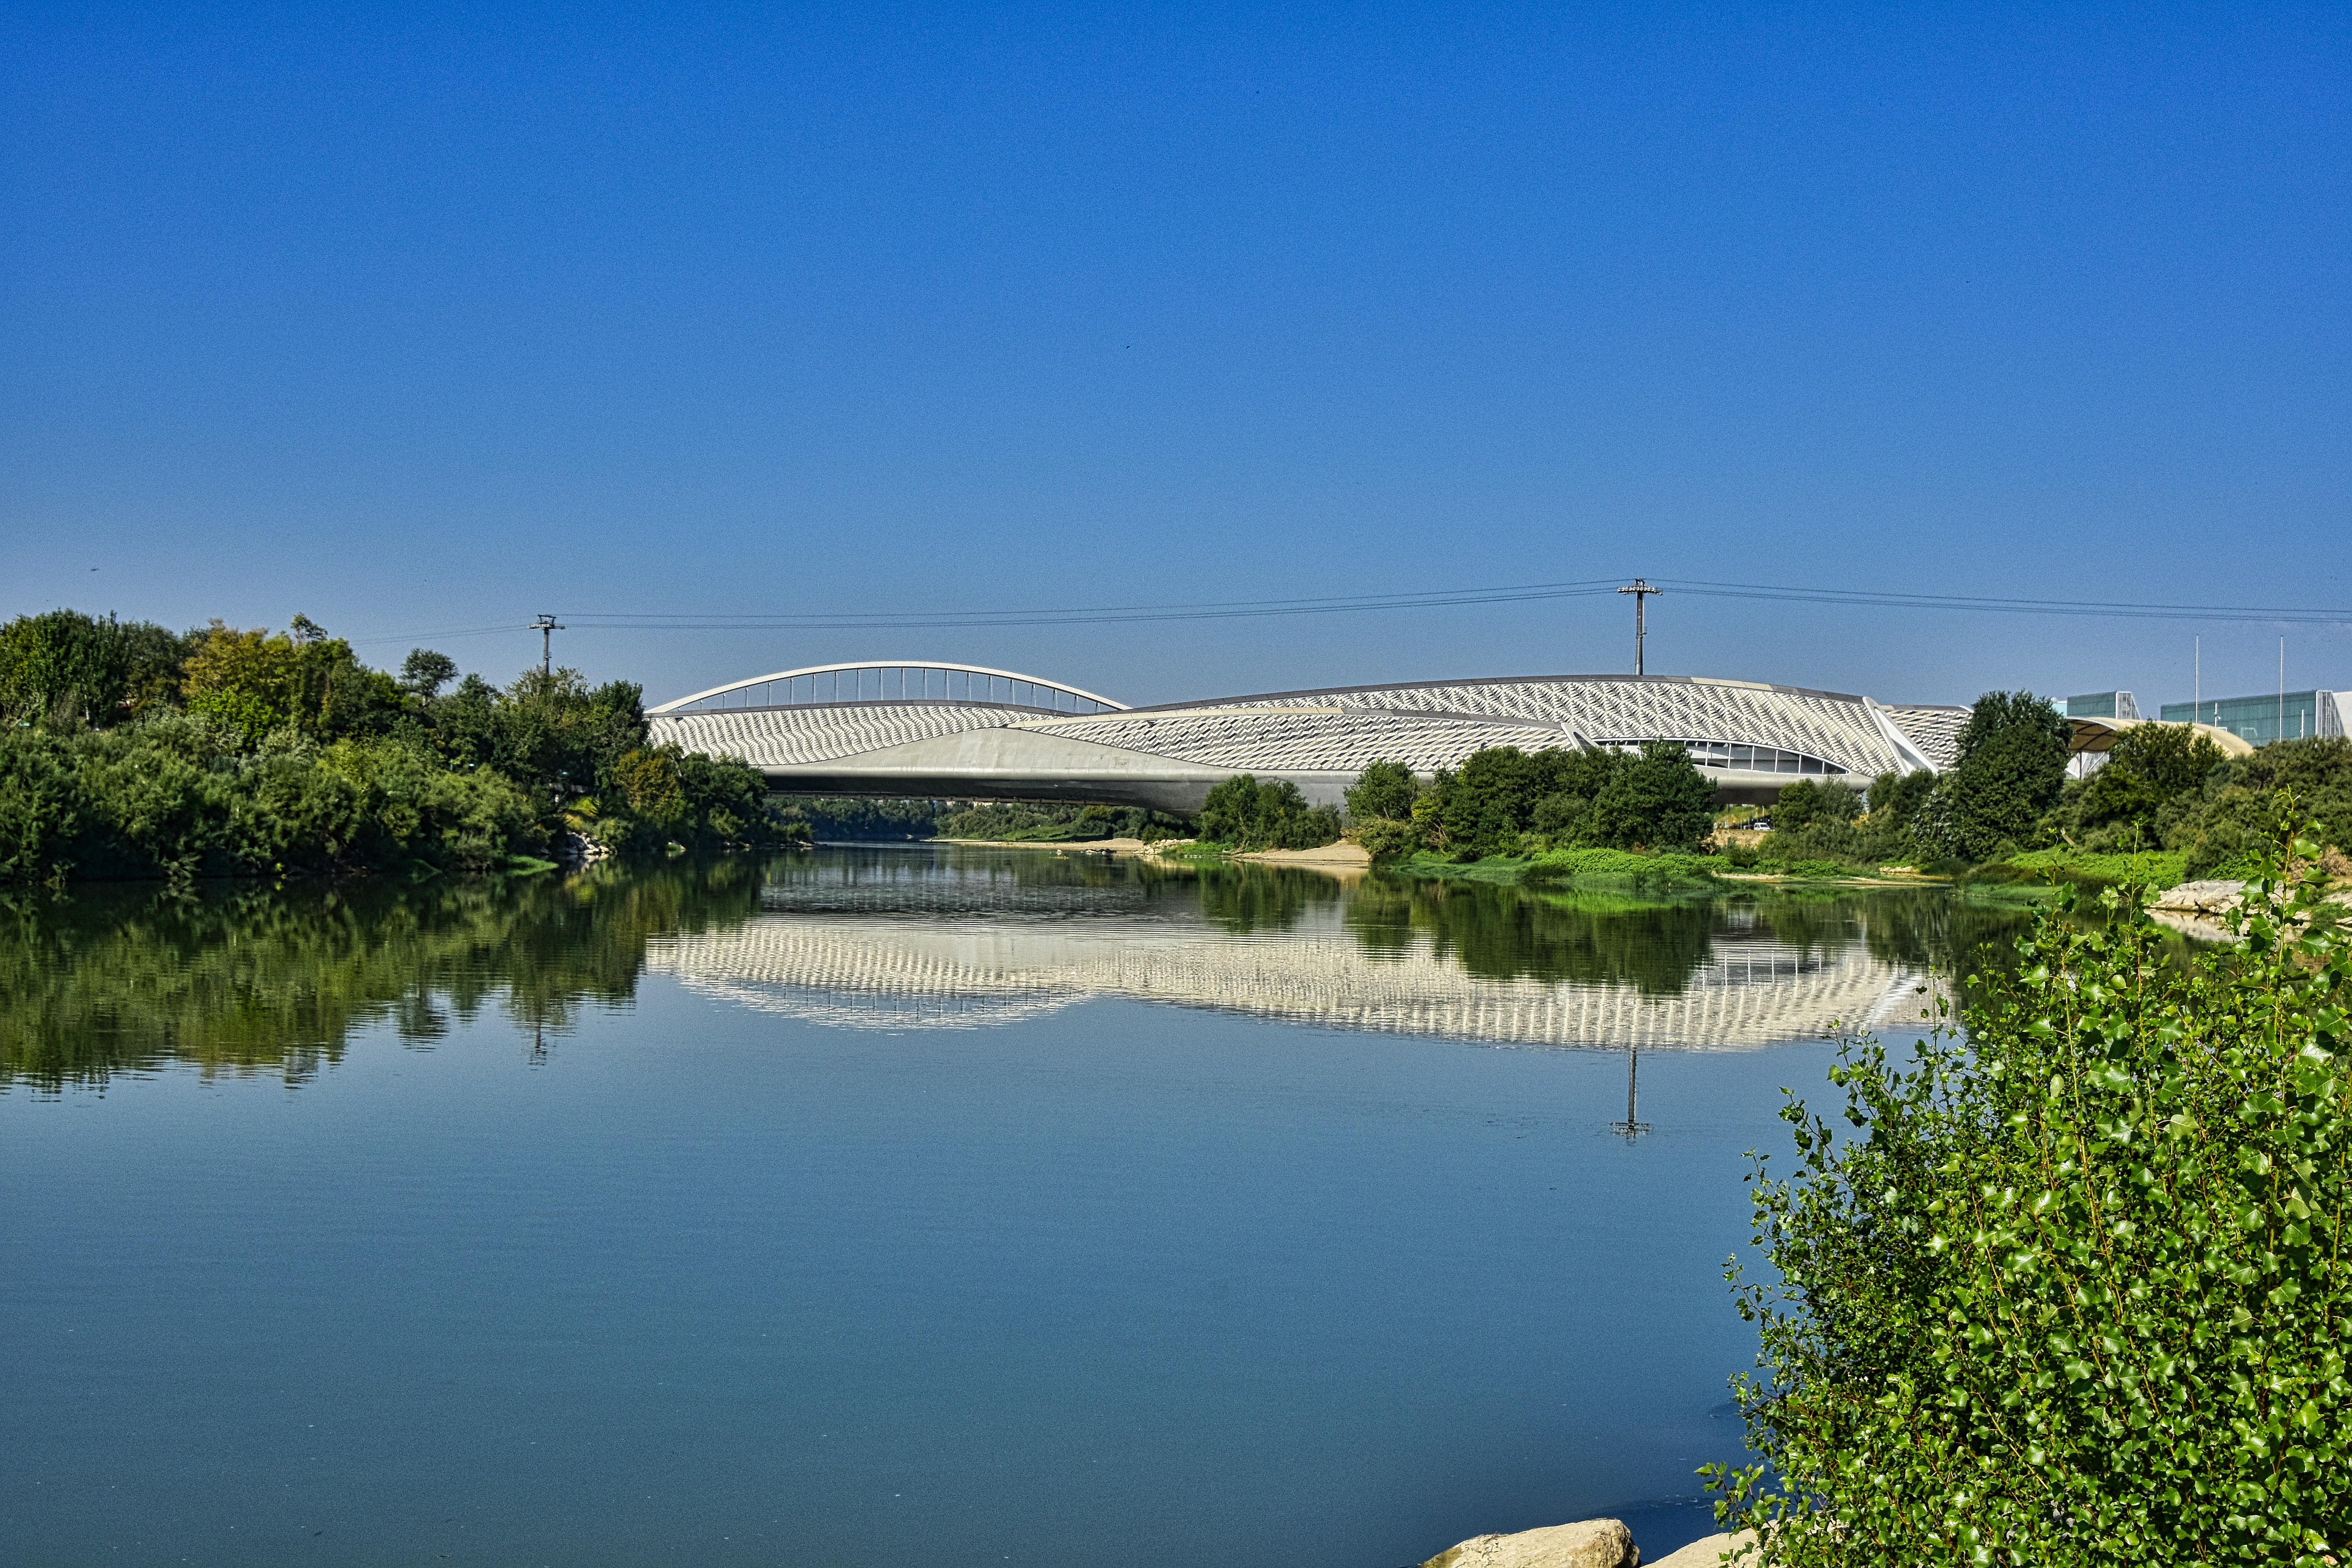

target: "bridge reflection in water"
[645,852,1948,1051]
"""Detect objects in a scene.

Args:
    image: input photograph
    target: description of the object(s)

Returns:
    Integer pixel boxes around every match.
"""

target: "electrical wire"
[1654,579,2352,626]
[338,577,2350,648]
[552,579,1629,630]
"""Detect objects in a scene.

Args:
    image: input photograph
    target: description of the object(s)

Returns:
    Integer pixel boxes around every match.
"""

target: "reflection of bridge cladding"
[647,907,1942,1050]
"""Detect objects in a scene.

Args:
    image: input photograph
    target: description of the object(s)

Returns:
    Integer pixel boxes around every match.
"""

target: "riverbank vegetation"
[1711,820,2352,1563]
[936,799,1192,843]
[1344,742,1717,861]
[0,609,800,886]
[1747,692,2352,889]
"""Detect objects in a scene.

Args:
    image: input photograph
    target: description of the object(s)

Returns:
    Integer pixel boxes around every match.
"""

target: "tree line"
[1188,740,1719,857]
[0,608,802,885]
[1762,689,2352,876]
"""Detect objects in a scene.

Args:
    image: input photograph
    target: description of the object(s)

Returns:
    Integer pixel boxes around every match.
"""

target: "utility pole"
[1617,579,1662,676]
[534,614,565,677]
[1611,1047,1650,1142]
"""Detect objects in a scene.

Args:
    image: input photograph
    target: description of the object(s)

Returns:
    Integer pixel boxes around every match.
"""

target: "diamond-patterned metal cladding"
[1019,707,1572,774]
[648,672,1969,779]
[651,702,1052,769]
[1119,676,1917,775]
[1879,706,1969,769]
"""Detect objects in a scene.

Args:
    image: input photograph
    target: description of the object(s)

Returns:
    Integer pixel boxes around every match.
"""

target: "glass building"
[2058,691,2139,720]
[2160,691,2350,748]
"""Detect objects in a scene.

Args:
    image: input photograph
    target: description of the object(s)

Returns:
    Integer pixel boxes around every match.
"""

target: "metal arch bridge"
[650,660,1127,717]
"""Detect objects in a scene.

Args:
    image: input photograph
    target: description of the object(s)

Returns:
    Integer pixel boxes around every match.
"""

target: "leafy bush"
[2165,738,2352,878]
[1589,741,1717,852]
[1711,821,2352,1564]
[1200,775,1343,850]
[2063,723,2229,849]
[0,715,542,882]
[1771,779,1862,835]
[1353,744,1716,860]
[1352,816,1424,860]
[1344,760,1420,823]
[0,610,191,727]
[1520,847,1722,887]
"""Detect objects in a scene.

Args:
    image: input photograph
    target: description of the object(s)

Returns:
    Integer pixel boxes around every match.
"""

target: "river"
[0,847,2036,1566]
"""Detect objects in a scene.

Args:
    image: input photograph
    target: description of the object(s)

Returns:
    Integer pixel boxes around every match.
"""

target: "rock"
[1419,1517,1638,1568]
[1643,1531,1759,1568]
[2148,878,2245,915]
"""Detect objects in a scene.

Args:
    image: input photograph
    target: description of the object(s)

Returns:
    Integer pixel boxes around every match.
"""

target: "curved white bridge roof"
[648,663,1970,809]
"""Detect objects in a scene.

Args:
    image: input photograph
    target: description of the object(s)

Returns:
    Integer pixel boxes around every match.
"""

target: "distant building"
[2158,691,2350,748]
[2058,691,2140,721]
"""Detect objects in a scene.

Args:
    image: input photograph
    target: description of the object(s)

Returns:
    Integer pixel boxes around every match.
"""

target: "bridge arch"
[649,661,1128,717]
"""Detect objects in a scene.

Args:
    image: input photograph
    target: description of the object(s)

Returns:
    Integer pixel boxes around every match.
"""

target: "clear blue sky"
[5,4,2345,710]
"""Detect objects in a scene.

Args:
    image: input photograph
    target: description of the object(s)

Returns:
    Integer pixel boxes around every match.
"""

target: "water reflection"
[0,859,768,1091]
[648,848,2028,1051]
[1,847,2039,1091]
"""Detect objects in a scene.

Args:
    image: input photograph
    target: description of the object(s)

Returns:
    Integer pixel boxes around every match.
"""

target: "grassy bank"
[1377,845,1949,889]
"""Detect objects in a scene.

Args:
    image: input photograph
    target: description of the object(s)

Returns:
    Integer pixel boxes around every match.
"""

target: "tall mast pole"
[1617,579,1661,676]
[534,614,565,677]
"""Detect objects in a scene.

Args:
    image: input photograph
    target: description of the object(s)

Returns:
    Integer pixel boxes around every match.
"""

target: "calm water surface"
[0,848,2032,1566]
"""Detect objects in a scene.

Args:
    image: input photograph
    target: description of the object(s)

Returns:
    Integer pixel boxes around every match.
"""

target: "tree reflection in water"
[4,849,2091,1095]
[0,858,769,1091]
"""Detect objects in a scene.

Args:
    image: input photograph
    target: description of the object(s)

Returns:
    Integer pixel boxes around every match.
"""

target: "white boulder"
[1418,1517,1639,1568]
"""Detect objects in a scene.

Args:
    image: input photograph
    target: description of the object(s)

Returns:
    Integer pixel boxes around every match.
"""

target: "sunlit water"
[0,848,2033,1566]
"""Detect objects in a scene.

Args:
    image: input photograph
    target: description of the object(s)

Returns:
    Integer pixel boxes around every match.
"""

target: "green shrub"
[2166,738,2352,878]
[1344,760,1420,823]
[1589,741,1716,852]
[1711,820,2352,1564]
[1521,847,1722,887]
[1352,817,1422,860]
[1200,775,1342,851]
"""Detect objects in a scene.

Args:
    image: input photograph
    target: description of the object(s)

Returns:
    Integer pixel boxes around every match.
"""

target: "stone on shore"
[1417,1517,1638,1568]
[1643,1531,1759,1568]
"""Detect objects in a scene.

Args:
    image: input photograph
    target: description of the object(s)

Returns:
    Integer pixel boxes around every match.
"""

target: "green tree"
[2061,722,2230,848]
[1771,779,1860,835]
[1589,741,1715,851]
[399,648,460,701]
[1711,822,2352,1564]
[0,610,189,728]
[1200,774,1341,850]
[1867,769,1936,830]
[1344,760,1420,823]
[2166,737,2352,877]
[180,619,402,744]
[1926,690,2069,860]
[1441,747,1544,858]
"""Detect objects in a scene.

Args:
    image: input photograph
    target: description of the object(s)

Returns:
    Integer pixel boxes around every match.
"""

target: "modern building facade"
[2058,691,2140,721]
[2158,690,2350,749]
[648,661,1969,811]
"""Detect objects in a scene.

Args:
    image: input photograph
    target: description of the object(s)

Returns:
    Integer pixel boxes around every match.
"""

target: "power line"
[550,579,1629,630]
[333,576,2352,650]
[1652,579,2352,626]
[343,623,539,647]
